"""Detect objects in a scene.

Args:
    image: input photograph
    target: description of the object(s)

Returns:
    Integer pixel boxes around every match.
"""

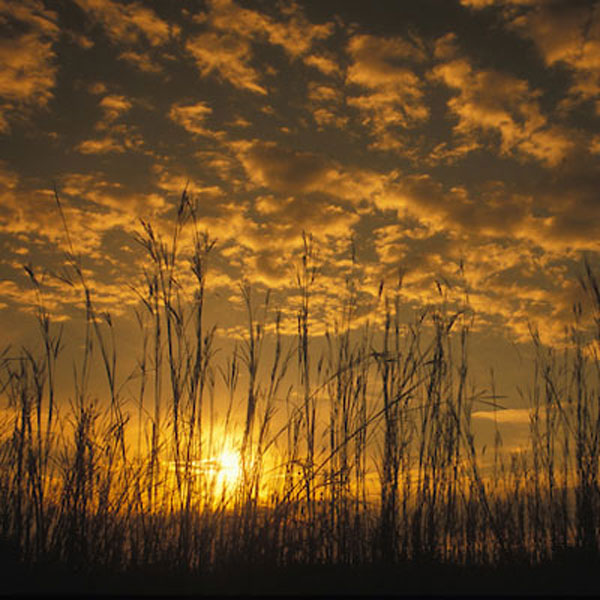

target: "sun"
[215,448,242,490]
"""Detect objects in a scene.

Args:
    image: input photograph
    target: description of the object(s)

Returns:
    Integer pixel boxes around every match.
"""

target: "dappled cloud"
[75,0,172,47]
[185,31,266,95]
[346,33,429,151]
[463,0,600,115]
[432,57,572,166]
[76,93,144,154]
[168,101,219,138]
[205,0,332,58]
[185,0,333,95]
[0,0,59,131]
[0,0,598,355]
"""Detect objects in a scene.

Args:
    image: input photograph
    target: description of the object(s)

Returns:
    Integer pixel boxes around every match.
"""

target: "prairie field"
[2,197,600,596]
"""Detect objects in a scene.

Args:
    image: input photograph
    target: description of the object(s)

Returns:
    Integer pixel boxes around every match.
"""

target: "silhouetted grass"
[1,192,600,595]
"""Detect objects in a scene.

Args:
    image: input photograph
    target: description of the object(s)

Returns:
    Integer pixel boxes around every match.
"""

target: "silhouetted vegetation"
[1,192,600,595]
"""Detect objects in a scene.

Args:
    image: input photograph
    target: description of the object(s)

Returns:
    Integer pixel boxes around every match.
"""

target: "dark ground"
[1,543,599,597]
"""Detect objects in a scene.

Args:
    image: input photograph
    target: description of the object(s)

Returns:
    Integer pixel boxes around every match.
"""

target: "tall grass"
[1,194,600,579]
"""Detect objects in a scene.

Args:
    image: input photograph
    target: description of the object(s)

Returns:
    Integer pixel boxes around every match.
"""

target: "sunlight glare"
[216,448,242,490]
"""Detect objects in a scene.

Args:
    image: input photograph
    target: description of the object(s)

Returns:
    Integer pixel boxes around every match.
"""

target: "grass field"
[1,194,600,595]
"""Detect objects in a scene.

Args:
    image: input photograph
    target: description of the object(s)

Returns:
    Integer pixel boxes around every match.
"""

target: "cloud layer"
[0,0,599,353]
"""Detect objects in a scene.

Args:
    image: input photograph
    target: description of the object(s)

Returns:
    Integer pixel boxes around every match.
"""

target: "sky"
[1,0,599,438]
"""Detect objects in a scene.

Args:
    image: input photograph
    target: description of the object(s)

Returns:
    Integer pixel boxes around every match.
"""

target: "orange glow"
[215,447,242,491]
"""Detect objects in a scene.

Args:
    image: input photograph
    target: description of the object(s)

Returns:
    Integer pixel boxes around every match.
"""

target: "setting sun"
[215,448,242,490]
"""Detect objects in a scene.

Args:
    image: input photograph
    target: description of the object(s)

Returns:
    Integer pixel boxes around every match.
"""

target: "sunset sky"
[1,0,599,439]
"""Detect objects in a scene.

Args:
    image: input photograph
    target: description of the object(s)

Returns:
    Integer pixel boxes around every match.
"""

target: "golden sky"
[1,0,599,422]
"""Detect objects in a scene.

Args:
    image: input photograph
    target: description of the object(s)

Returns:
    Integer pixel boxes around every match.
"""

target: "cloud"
[521,162,600,251]
[375,168,600,256]
[65,30,94,49]
[76,137,125,154]
[372,224,464,306]
[463,0,600,115]
[233,140,335,194]
[424,139,482,165]
[373,174,526,237]
[74,0,179,74]
[0,173,66,248]
[230,193,360,286]
[118,50,163,74]
[87,81,108,95]
[371,213,584,344]
[346,33,429,151]
[232,139,391,207]
[0,161,19,233]
[472,408,532,424]
[60,173,167,223]
[311,107,349,130]
[185,31,267,95]
[76,126,144,155]
[232,139,533,242]
[152,140,366,287]
[74,0,173,47]
[233,136,600,265]
[460,0,541,8]
[98,94,132,122]
[0,174,168,309]
[151,165,224,202]
[0,0,59,131]
[0,0,59,37]
[1,0,598,352]
[0,171,168,263]
[304,53,341,76]
[226,116,252,128]
[232,140,558,283]
[512,2,600,113]
[205,0,333,58]
[75,94,143,155]
[307,83,342,104]
[254,194,358,237]
[168,101,219,138]
[0,278,64,316]
[0,160,18,192]
[432,57,573,166]
[194,150,239,183]
[306,82,348,130]
[347,34,426,87]
[185,0,333,94]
